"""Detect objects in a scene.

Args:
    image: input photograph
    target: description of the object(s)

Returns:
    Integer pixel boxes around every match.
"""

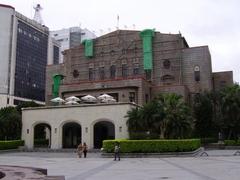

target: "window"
[163,59,170,69]
[145,94,149,103]
[129,92,136,102]
[122,64,128,78]
[99,67,105,80]
[145,70,152,81]
[73,70,79,78]
[110,65,116,79]
[89,68,94,80]
[194,66,200,82]
[133,64,139,75]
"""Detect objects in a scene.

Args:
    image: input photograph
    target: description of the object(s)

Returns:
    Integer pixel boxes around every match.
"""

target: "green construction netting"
[140,29,155,70]
[82,39,94,57]
[52,74,64,97]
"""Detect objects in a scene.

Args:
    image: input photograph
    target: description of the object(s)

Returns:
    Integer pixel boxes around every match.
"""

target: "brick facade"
[46,30,233,105]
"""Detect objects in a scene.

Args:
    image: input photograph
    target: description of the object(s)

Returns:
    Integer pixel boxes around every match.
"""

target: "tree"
[0,107,21,140]
[193,92,217,138]
[126,93,193,139]
[220,84,240,139]
[126,107,143,132]
[16,101,41,114]
[156,94,192,139]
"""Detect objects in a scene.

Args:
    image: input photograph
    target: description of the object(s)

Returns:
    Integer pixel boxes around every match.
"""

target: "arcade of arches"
[22,103,134,149]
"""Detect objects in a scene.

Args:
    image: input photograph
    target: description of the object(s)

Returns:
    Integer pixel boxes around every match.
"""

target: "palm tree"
[126,107,143,132]
[158,94,192,139]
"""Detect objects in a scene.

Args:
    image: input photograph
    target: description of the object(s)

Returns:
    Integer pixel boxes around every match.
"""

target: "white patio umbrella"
[50,97,65,103]
[65,96,80,102]
[101,98,117,103]
[65,100,79,105]
[97,94,113,100]
[81,95,97,102]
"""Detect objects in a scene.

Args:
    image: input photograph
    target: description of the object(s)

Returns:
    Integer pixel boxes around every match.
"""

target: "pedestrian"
[77,143,83,158]
[83,142,88,158]
[114,142,120,161]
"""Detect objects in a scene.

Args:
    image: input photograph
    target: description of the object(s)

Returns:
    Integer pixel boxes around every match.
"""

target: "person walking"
[77,143,83,158]
[83,142,88,158]
[114,142,120,161]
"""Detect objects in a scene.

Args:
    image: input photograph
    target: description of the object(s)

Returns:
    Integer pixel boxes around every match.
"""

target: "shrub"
[224,140,240,146]
[0,140,24,150]
[102,139,200,153]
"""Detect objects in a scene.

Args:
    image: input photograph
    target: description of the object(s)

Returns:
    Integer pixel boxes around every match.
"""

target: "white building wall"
[22,103,135,149]
[0,6,14,108]
[50,27,96,64]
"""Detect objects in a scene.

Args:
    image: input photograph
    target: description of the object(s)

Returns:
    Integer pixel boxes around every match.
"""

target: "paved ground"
[0,150,240,180]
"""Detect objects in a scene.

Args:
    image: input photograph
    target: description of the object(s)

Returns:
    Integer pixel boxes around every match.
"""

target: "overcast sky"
[2,0,240,83]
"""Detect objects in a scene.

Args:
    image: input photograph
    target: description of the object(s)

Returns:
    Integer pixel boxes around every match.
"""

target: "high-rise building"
[0,4,49,107]
[50,27,96,63]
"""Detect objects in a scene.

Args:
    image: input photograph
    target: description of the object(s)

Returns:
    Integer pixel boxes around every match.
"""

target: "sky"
[1,0,240,83]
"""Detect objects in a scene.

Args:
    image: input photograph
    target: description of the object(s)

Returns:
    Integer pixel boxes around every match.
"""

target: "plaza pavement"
[0,150,240,180]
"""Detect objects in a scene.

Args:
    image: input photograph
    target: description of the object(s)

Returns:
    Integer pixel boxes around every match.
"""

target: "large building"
[46,29,233,105]
[50,27,96,64]
[0,4,49,107]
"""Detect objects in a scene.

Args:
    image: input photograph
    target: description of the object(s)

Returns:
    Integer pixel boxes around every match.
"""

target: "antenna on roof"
[33,4,43,24]
[116,14,119,30]
[132,24,136,30]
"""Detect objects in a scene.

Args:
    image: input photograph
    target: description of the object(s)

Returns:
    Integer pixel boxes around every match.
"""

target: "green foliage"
[193,92,218,138]
[193,84,240,140]
[0,107,21,140]
[224,140,240,146]
[129,132,159,140]
[220,84,240,139]
[0,140,24,150]
[0,101,41,140]
[103,139,200,153]
[16,101,41,114]
[126,93,193,139]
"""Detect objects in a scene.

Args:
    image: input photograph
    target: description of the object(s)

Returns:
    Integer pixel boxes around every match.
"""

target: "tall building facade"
[46,30,233,105]
[50,27,96,64]
[0,4,49,107]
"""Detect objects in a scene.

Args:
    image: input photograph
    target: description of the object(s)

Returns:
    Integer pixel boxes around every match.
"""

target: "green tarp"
[52,74,64,97]
[82,39,94,57]
[140,29,155,70]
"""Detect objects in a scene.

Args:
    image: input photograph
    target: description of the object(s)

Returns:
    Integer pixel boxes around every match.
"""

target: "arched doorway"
[34,123,51,148]
[94,121,115,149]
[62,122,81,148]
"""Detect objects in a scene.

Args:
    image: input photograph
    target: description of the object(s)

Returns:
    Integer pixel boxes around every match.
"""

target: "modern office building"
[46,29,233,105]
[0,4,49,107]
[50,27,96,64]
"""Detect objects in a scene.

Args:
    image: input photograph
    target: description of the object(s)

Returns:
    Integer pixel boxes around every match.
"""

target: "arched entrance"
[62,122,81,148]
[94,121,115,149]
[34,123,51,148]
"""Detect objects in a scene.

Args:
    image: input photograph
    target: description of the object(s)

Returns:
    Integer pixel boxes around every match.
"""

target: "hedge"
[0,140,24,150]
[224,140,240,146]
[102,139,201,153]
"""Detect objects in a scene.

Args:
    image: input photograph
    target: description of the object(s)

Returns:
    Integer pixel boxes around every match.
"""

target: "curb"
[101,147,204,158]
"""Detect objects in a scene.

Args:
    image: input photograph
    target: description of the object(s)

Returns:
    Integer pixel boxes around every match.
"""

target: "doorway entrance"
[94,121,115,149]
[62,122,81,148]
